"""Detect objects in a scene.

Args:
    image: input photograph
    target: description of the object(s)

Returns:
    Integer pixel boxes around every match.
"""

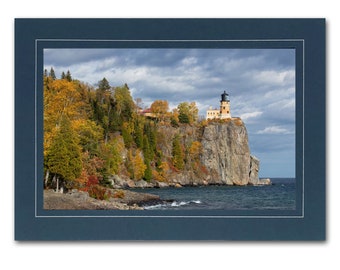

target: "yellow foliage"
[128,149,146,180]
[159,161,170,174]
[44,78,88,155]
[150,100,169,121]
[189,141,202,160]
[152,170,165,182]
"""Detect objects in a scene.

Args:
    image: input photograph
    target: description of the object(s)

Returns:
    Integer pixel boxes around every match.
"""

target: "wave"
[144,199,202,210]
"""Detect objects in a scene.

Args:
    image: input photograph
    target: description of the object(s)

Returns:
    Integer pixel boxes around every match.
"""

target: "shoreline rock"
[110,174,272,190]
[43,189,161,210]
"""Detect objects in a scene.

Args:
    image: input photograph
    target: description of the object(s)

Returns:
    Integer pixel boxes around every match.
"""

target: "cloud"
[256,126,293,135]
[254,70,295,86]
[239,111,263,121]
[44,48,296,177]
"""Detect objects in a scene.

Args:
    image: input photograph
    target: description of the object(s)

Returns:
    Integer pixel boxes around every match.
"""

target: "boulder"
[157,181,169,188]
[135,180,150,188]
[109,175,127,188]
[126,179,136,188]
[259,178,271,185]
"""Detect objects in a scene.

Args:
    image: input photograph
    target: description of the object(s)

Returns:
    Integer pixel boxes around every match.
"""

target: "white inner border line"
[35,39,304,218]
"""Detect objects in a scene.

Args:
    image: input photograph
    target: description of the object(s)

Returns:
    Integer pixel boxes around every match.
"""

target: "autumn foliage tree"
[150,100,169,122]
[127,149,146,180]
[43,69,209,191]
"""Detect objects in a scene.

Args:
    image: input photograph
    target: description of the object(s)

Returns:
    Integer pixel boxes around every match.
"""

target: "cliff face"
[110,118,260,188]
[201,119,259,186]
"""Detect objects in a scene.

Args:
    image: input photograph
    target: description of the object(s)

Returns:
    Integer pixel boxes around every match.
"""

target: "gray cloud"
[44,48,296,177]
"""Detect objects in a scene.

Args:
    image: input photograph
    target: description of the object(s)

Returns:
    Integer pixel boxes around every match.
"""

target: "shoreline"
[43,178,276,210]
[43,189,162,210]
[110,177,272,189]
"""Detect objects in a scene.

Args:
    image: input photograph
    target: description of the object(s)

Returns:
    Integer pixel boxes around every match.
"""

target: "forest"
[43,68,208,195]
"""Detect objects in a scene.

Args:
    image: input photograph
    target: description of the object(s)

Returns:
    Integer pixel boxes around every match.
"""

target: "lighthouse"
[206,91,231,120]
[220,91,231,119]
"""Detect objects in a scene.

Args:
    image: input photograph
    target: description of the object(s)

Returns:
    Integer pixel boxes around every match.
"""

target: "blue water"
[134,178,296,210]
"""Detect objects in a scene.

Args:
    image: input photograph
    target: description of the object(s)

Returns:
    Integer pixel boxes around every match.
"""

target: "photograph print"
[15,19,325,240]
[43,47,296,212]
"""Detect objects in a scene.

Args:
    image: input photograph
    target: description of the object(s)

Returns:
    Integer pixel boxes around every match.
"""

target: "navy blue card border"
[15,19,325,240]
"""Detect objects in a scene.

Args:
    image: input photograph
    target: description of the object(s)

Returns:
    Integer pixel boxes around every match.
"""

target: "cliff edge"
[201,119,259,185]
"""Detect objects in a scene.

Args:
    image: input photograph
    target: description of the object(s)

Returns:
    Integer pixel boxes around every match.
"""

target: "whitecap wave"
[143,204,166,210]
[171,200,202,207]
[144,200,202,210]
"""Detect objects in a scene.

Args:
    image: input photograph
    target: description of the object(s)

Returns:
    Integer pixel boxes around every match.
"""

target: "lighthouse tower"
[219,91,231,119]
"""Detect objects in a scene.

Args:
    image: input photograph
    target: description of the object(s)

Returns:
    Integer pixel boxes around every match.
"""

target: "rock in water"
[249,155,260,185]
[201,119,258,185]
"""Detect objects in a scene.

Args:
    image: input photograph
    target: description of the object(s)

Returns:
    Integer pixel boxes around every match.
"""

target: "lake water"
[134,178,296,210]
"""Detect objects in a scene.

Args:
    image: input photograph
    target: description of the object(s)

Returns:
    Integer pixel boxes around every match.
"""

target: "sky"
[44,48,295,178]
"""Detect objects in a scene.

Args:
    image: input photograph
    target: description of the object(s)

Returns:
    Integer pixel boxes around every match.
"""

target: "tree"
[144,121,157,154]
[127,149,146,180]
[178,112,190,124]
[45,117,82,192]
[44,78,87,156]
[122,121,134,148]
[98,77,110,91]
[113,84,136,121]
[96,78,111,105]
[49,67,56,80]
[142,134,152,160]
[99,136,124,180]
[92,80,116,143]
[134,115,145,148]
[76,151,104,188]
[177,102,199,124]
[72,119,104,153]
[143,159,152,181]
[150,100,169,122]
[65,70,72,82]
[172,134,184,170]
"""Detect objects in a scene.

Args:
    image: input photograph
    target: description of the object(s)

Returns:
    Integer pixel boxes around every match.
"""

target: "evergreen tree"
[45,117,82,191]
[114,84,136,121]
[49,67,56,80]
[172,134,184,170]
[66,70,72,82]
[134,116,144,149]
[144,121,157,154]
[143,158,152,181]
[178,112,190,124]
[122,122,133,148]
[61,71,66,80]
[98,77,110,91]
[93,78,117,141]
[142,135,152,160]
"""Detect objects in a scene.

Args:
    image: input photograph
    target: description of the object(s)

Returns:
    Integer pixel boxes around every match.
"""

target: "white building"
[206,91,231,120]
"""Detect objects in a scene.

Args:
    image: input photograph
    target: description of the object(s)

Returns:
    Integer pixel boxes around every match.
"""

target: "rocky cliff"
[110,118,261,188]
[201,119,259,186]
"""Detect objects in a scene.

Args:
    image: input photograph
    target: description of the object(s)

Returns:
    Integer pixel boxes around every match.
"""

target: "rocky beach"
[44,188,162,210]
